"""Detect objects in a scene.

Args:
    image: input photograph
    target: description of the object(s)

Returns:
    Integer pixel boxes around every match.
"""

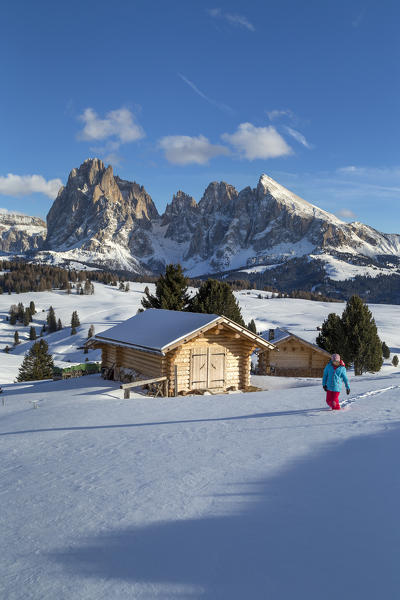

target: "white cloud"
[158,135,230,165]
[336,208,357,219]
[267,109,295,121]
[78,107,145,144]
[178,73,234,115]
[0,174,63,199]
[207,8,255,31]
[285,126,313,149]
[221,123,292,160]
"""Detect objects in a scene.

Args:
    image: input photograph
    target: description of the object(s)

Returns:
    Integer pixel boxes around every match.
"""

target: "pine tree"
[189,279,245,326]
[17,339,54,382]
[71,311,80,328]
[341,295,383,375]
[84,279,94,295]
[316,313,347,360]
[57,318,63,331]
[141,264,190,311]
[9,304,17,325]
[247,319,257,334]
[14,331,20,345]
[17,302,24,322]
[88,324,95,338]
[47,306,57,333]
[23,307,31,326]
[392,355,399,367]
[29,300,36,315]
[29,326,37,340]
[382,341,390,360]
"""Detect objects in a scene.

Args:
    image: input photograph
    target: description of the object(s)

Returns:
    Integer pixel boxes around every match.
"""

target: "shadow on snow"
[49,424,400,599]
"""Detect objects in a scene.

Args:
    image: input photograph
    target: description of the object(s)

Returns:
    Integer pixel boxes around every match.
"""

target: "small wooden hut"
[257,328,331,377]
[87,309,275,396]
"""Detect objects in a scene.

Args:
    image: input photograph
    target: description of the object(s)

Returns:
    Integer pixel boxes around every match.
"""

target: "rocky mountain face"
[5,159,400,285]
[0,213,46,253]
[45,158,159,271]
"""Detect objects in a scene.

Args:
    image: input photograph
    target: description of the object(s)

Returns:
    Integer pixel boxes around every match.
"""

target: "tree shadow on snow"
[50,423,400,599]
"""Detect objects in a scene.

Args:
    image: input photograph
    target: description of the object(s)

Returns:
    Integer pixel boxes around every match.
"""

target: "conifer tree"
[14,331,20,345]
[247,319,257,334]
[71,311,80,328]
[88,324,95,338]
[141,264,190,311]
[84,279,94,295]
[17,339,54,382]
[382,341,390,360]
[9,310,17,325]
[392,355,399,367]
[316,313,347,360]
[189,279,245,326]
[57,318,63,331]
[29,326,37,340]
[17,302,24,322]
[341,295,383,375]
[23,307,31,327]
[29,301,36,315]
[47,306,57,333]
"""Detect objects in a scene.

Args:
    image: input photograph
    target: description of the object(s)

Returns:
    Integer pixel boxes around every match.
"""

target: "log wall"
[100,344,164,378]
[258,337,330,378]
[166,326,255,395]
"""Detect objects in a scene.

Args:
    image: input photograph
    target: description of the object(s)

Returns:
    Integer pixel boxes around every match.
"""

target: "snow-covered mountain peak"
[258,173,344,225]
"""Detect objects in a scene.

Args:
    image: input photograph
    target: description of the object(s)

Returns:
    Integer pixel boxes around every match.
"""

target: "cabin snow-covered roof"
[260,327,331,355]
[261,327,291,344]
[91,308,275,355]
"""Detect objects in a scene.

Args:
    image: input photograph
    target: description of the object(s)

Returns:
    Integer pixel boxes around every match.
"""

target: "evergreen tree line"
[4,306,84,353]
[316,295,391,375]
[141,264,256,331]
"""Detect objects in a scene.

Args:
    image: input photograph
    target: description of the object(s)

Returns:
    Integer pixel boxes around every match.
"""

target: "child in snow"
[322,353,350,410]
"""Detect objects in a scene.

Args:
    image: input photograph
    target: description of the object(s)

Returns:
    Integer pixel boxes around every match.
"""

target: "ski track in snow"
[341,385,400,409]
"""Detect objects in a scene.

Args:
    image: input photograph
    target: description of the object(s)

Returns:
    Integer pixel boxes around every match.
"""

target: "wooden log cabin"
[257,328,331,377]
[86,309,275,396]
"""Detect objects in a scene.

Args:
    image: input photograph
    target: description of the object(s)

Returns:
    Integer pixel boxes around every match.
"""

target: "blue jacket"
[322,361,350,392]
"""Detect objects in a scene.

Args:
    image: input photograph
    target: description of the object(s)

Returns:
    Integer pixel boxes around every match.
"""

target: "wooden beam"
[120,376,167,390]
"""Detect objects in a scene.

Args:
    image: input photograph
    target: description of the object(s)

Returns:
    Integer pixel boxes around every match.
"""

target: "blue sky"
[1,0,399,232]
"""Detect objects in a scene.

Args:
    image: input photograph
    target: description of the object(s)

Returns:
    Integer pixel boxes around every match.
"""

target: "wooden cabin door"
[208,349,226,389]
[190,347,226,390]
[191,349,208,389]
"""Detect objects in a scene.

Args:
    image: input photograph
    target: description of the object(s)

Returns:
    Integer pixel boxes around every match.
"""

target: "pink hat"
[331,353,340,361]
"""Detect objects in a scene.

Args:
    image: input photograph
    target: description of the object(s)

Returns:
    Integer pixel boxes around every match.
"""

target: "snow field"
[1,374,400,598]
[1,282,400,597]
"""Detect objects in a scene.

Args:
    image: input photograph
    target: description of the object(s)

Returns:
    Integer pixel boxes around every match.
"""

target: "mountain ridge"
[1,159,400,289]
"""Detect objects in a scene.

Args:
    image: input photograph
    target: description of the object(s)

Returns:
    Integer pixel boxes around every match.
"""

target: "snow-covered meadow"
[1,282,400,598]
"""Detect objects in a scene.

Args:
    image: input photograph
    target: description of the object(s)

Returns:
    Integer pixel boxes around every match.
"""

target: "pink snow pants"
[326,390,340,410]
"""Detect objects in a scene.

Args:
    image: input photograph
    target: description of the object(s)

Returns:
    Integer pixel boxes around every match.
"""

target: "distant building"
[257,328,331,377]
[87,309,275,395]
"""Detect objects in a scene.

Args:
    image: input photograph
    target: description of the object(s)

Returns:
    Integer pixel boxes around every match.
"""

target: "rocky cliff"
[0,213,46,253]
[6,158,400,283]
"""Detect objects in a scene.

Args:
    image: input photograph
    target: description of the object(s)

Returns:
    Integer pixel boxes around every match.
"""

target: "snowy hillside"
[1,282,399,384]
[1,282,400,597]
[1,370,400,598]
